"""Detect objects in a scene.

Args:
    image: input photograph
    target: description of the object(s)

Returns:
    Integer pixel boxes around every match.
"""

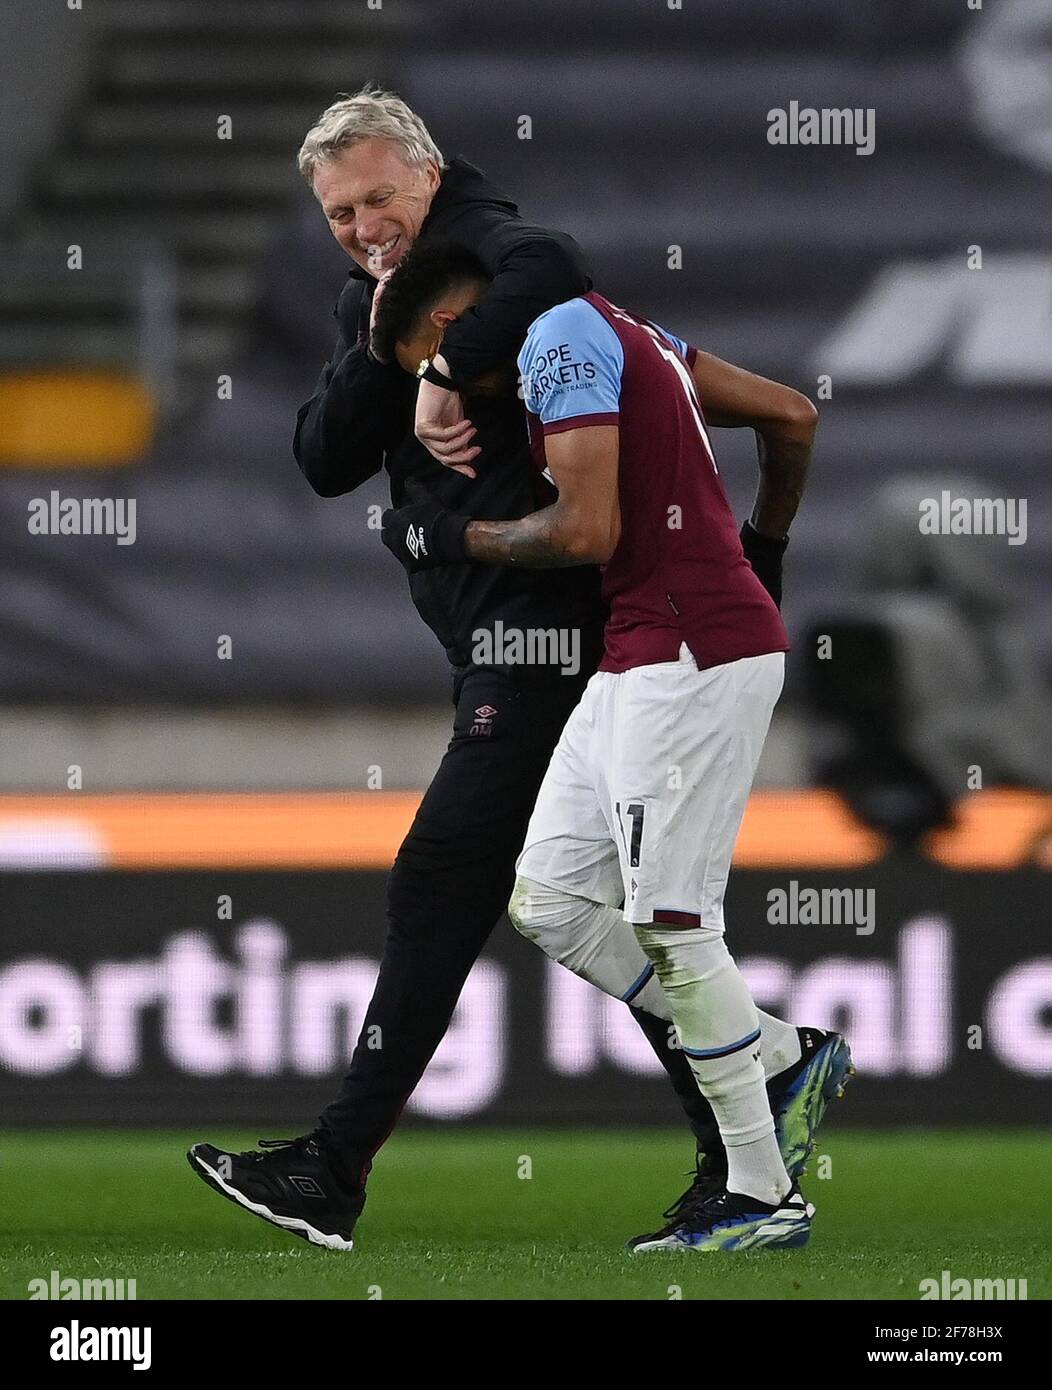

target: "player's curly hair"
[370,239,490,368]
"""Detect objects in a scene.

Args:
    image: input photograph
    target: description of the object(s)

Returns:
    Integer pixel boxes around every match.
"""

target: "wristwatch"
[416,357,457,390]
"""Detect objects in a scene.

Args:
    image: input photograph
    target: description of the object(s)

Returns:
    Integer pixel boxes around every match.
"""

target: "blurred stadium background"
[1,0,1050,1147]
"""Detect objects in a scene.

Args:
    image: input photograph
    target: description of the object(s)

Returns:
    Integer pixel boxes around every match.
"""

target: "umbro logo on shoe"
[288,1175,326,1198]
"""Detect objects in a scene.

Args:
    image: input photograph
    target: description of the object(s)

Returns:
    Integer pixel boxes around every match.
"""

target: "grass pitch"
[1,1129,1047,1301]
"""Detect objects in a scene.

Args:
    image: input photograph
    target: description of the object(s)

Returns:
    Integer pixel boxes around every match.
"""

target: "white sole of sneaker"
[188,1148,356,1252]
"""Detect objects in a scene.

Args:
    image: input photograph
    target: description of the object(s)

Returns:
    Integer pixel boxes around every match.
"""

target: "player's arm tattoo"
[463,507,583,567]
[750,432,812,538]
[464,425,619,567]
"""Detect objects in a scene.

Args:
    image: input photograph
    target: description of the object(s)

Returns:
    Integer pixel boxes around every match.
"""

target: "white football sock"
[634,922,791,1205]
[757,1011,801,1076]
[510,876,802,1078]
[722,1133,795,1207]
[509,877,649,1002]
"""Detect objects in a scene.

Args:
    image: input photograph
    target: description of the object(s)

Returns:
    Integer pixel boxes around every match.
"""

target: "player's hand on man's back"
[381,495,471,575]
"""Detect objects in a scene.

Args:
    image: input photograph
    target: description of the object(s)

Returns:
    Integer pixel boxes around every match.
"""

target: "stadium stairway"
[0,0,426,414]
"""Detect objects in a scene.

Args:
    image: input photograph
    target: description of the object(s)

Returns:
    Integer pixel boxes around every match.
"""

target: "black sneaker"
[187,1134,365,1251]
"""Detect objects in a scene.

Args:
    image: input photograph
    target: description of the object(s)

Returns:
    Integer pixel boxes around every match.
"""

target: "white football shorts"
[516,646,784,928]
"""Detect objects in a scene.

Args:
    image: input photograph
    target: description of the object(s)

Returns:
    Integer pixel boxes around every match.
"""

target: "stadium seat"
[0,370,155,466]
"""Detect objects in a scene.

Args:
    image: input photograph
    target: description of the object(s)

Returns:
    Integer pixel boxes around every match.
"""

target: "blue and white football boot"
[627,1028,852,1250]
[772,1027,854,1179]
[630,1183,814,1253]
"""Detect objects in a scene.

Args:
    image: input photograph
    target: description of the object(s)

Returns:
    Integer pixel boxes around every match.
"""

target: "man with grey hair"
[295,87,444,280]
[189,86,777,1251]
[294,85,584,466]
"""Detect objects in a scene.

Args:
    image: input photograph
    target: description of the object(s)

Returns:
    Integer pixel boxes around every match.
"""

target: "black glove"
[740,520,788,607]
[381,499,470,574]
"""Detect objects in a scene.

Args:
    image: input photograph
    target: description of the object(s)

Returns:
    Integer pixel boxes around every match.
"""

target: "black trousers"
[317,664,714,1186]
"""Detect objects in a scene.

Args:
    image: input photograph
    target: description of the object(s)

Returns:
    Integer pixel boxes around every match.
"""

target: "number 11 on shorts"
[617,801,645,868]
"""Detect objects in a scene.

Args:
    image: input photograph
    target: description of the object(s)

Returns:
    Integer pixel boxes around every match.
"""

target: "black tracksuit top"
[293,157,606,674]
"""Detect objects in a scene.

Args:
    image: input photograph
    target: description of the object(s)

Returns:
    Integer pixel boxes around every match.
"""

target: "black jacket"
[293,157,605,673]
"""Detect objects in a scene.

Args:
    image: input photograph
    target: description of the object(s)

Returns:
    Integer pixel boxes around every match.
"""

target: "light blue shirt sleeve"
[517,298,624,427]
[648,320,691,360]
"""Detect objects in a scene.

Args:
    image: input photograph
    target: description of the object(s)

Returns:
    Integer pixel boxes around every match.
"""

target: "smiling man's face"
[312,138,441,277]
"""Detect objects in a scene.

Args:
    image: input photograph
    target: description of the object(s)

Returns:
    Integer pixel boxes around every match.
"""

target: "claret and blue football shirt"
[517,291,789,673]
